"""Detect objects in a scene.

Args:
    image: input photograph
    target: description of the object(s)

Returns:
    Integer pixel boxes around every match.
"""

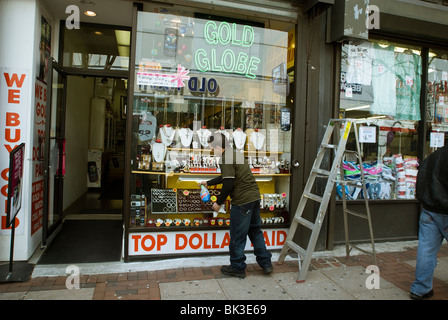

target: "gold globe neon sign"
[194,21,260,79]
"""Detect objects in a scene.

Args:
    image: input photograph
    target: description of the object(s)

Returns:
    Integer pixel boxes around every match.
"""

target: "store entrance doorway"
[38,71,127,264]
[62,75,127,219]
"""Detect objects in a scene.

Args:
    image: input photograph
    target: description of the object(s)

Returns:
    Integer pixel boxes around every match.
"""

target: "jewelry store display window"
[127,11,293,257]
[339,39,423,201]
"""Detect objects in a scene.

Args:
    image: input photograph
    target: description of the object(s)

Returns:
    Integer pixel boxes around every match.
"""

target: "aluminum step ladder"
[277,119,377,283]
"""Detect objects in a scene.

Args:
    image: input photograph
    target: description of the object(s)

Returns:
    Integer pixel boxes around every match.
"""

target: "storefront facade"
[1,0,448,263]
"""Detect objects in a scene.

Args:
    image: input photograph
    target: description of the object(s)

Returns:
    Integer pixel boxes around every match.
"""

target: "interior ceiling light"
[84,10,97,17]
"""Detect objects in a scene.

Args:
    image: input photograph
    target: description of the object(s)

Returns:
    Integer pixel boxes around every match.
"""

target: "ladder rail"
[349,122,377,263]
[277,119,377,282]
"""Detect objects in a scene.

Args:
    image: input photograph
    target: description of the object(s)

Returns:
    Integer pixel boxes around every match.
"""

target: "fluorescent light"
[178,176,218,182]
[345,105,370,111]
[255,176,273,182]
[117,45,129,57]
[115,30,130,46]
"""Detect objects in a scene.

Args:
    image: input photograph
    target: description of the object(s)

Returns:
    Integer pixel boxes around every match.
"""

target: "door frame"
[42,58,67,246]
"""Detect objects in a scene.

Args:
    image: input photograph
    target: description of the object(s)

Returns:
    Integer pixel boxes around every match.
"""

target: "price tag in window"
[430,132,445,148]
[345,86,353,98]
[442,71,448,81]
[359,126,376,143]
[406,75,414,86]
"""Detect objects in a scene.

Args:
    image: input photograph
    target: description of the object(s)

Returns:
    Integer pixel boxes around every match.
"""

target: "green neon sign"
[196,21,260,79]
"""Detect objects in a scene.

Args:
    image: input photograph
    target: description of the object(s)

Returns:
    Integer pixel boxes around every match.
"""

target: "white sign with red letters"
[0,68,29,235]
[129,228,288,256]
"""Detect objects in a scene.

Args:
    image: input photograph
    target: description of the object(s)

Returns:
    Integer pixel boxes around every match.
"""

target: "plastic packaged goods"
[200,184,211,202]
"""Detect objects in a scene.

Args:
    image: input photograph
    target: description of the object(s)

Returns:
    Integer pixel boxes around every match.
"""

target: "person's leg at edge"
[410,209,443,297]
[247,200,272,271]
[227,203,252,273]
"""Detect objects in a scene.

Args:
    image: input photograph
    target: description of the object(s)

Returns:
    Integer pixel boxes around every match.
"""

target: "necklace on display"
[218,126,232,143]
[251,130,265,150]
[197,127,212,148]
[178,127,193,148]
[233,128,246,150]
[152,140,167,162]
[160,124,175,146]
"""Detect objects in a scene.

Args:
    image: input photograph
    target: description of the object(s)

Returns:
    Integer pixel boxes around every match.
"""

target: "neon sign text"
[204,21,254,47]
[195,21,260,79]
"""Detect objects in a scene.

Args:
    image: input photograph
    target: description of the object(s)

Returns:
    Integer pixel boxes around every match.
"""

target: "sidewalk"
[1,241,448,301]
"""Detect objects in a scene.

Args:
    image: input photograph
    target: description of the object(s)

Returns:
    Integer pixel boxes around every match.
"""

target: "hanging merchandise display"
[250,129,266,151]
[151,140,167,163]
[370,44,397,117]
[339,39,424,202]
[232,128,246,150]
[138,112,157,142]
[395,51,422,121]
[197,126,212,148]
[159,124,176,146]
[178,127,193,148]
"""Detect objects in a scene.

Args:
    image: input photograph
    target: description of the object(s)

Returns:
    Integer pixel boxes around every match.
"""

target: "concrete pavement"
[1,240,448,302]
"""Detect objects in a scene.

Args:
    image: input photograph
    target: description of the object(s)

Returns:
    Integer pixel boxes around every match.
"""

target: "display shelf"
[132,170,291,176]
[167,147,285,154]
[129,223,290,233]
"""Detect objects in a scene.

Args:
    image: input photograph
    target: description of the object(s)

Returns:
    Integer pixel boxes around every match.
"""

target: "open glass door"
[42,59,66,246]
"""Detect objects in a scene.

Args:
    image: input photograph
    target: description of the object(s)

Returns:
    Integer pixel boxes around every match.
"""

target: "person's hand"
[198,181,207,187]
[212,202,221,212]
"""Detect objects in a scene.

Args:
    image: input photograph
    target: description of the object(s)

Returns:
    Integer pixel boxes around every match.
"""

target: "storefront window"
[425,48,448,157]
[339,40,422,200]
[128,11,292,257]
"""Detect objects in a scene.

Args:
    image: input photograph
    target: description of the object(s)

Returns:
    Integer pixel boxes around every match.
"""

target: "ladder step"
[295,216,315,230]
[322,144,338,149]
[345,209,368,219]
[286,240,307,257]
[303,192,323,203]
[312,168,331,176]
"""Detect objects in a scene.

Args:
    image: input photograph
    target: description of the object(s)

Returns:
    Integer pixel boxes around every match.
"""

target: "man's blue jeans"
[411,208,448,296]
[229,200,272,271]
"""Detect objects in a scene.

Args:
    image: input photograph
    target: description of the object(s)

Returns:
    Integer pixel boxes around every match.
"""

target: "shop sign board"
[6,143,24,228]
[31,79,46,235]
[129,228,288,256]
[0,68,29,234]
[137,64,190,88]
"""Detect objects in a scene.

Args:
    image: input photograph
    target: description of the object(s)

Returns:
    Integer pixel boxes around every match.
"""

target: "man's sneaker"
[262,265,273,275]
[410,289,434,300]
[221,265,246,278]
